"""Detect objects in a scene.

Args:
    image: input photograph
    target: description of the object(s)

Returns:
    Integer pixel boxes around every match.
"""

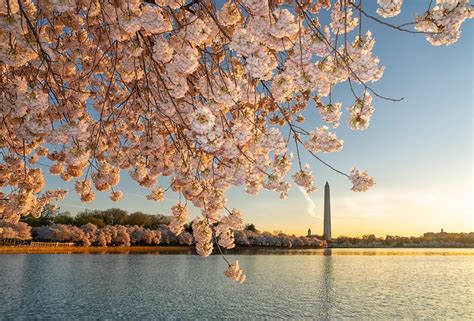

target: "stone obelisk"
[323,181,331,240]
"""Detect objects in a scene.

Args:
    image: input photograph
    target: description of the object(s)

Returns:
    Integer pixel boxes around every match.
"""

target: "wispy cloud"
[122,191,179,203]
[59,202,89,210]
[297,186,319,219]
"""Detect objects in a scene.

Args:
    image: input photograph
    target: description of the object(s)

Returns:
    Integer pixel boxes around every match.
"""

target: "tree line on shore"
[328,232,474,247]
[234,230,324,247]
[0,208,326,248]
[23,208,171,229]
[2,208,471,248]
[0,220,194,247]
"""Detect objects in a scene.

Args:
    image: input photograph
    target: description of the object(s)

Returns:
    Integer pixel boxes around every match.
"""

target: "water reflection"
[0,252,472,319]
[318,253,334,320]
[323,248,333,256]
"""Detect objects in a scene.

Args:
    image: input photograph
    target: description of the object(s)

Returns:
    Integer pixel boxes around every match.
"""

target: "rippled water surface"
[1,249,473,319]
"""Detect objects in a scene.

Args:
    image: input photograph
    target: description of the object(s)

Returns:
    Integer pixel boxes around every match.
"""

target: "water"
[0,249,473,319]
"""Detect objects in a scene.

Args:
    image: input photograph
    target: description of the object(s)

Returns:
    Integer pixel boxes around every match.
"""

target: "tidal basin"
[1,249,473,319]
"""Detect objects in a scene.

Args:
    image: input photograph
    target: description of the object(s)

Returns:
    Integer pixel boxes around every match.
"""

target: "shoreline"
[1,245,473,255]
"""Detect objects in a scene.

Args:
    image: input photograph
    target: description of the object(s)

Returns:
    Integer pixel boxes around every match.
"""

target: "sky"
[53,2,473,237]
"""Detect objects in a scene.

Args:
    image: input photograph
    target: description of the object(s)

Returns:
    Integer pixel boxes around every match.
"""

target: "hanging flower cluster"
[215,209,244,249]
[304,127,344,154]
[0,0,471,281]
[192,218,214,257]
[377,0,403,18]
[315,97,343,128]
[349,168,376,192]
[147,188,165,201]
[169,203,188,236]
[415,0,473,46]
[292,165,316,193]
[224,260,246,284]
[348,90,375,131]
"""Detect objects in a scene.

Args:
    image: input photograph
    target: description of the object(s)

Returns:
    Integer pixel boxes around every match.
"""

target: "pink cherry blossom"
[224,260,246,283]
[0,0,470,276]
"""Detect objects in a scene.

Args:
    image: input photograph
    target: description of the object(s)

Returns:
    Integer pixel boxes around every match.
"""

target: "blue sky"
[55,2,473,237]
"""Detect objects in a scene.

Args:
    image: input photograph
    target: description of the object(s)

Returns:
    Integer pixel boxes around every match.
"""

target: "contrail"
[297,186,318,218]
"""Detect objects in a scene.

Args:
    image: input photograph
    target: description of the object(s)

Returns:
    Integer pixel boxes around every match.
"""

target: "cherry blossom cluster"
[315,97,342,128]
[330,1,359,33]
[304,127,344,154]
[214,209,244,249]
[346,32,385,84]
[415,0,473,46]
[349,168,376,192]
[234,230,326,248]
[292,165,316,193]
[0,221,31,240]
[110,191,123,202]
[146,188,165,201]
[224,260,246,284]
[192,218,213,257]
[377,0,403,18]
[348,90,375,131]
[169,203,188,236]
[0,154,66,222]
[0,0,471,280]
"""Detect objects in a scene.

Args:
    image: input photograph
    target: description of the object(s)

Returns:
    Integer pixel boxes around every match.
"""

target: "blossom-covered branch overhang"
[0,0,472,281]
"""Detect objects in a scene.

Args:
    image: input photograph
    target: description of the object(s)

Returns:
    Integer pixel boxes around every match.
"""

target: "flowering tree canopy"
[0,0,472,281]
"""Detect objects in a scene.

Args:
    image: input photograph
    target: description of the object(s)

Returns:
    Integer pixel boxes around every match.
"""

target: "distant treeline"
[235,230,324,247]
[23,208,172,230]
[3,208,471,248]
[328,232,474,248]
[0,208,325,248]
[0,221,193,247]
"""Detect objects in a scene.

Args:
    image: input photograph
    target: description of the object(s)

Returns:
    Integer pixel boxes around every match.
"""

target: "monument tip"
[325,181,329,186]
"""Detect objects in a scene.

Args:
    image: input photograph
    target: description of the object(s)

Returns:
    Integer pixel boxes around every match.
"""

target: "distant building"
[323,182,331,240]
[307,228,312,237]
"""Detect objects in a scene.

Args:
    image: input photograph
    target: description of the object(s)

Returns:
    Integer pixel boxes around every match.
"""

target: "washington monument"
[323,181,331,240]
